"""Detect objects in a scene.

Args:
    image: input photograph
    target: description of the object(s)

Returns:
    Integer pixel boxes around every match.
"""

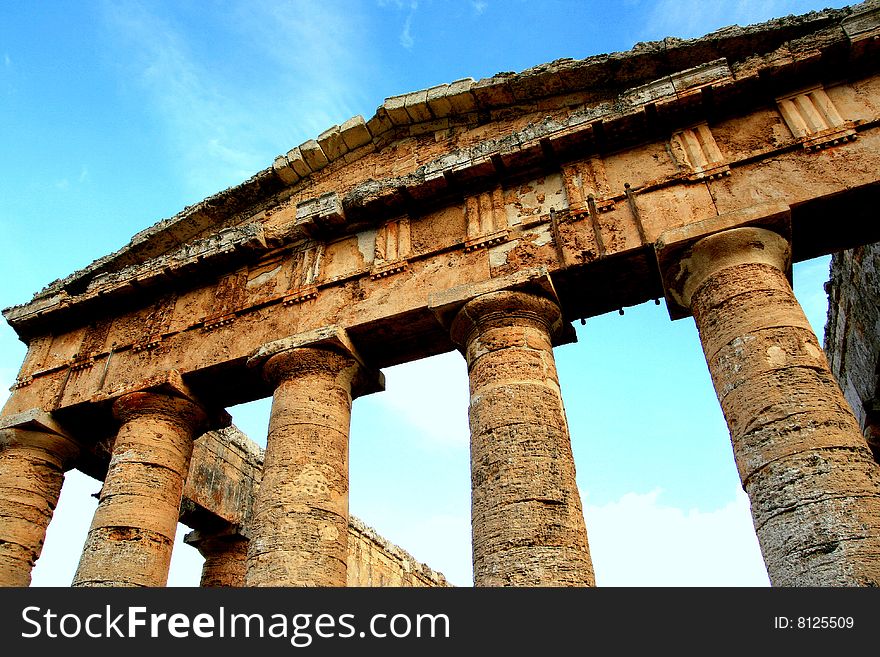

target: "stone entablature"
[6,4,879,334]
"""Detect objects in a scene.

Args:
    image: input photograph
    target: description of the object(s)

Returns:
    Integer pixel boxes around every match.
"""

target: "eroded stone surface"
[245,347,363,587]
[451,290,594,586]
[0,429,78,586]
[685,228,880,586]
[825,242,880,462]
[72,391,208,587]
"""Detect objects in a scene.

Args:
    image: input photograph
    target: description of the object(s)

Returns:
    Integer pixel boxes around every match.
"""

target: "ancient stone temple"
[2,2,880,587]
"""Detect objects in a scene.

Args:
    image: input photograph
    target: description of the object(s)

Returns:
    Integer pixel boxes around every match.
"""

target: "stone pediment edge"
[3,2,872,325]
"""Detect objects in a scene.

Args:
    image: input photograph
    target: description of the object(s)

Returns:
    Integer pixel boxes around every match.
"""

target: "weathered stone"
[444,78,477,114]
[450,290,594,587]
[339,115,372,150]
[273,155,299,185]
[299,139,329,172]
[245,341,381,587]
[72,391,209,587]
[0,427,78,586]
[182,428,449,587]
[403,89,433,123]
[677,227,880,586]
[286,146,312,177]
[317,124,348,162]
[824,242,880,462]
[382,93,411,126]
[3,4,880,589]
[185,528,248,587]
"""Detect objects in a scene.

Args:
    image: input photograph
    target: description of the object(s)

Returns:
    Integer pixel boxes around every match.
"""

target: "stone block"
[472,76,516,108]
[317,124,348,162]
[365,108,394,140]
[339,115,372,150]
[403,89,433,122]
[299,139,329,172]
[272,155,299,185]
[382,93,411,126]
[426,83,453,117]
[286,146,312,177]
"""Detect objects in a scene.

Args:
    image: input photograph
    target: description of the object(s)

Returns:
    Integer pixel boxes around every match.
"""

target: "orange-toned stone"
[72,391,207,587]
[0,428,79,586]
[451,290,595,586]
[245,347,363,587]
[682,227,880,586]
[187,531,248,587]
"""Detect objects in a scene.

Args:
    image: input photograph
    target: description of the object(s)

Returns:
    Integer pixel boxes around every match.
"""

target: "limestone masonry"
[825,243,880,465]
[2,1,880,586]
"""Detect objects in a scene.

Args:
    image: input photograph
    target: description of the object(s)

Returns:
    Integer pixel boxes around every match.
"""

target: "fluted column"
[451,290,595,586]
[673,226,880,586]
[0,425,79,586]
[185,528,248,587]
[246,345,374,587]
[73,391,207,587]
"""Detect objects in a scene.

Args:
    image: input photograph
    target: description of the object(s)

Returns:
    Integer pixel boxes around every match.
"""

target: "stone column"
[674,226,880,586]
[0,424,79,586]
[451,290,595,586]
[185,528,248,587]
[246,342,377,586]
[73,391,207,587]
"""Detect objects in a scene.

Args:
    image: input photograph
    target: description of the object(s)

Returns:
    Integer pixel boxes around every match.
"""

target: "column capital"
[113,390,211,435]
[449,289,567,349]
[655,202,791,319]
[248,326,384,398]
[660,226,791,316]
[96,369,230,432]
[429,266,575,348]
[0,409,80,463]
[184,523,247,553]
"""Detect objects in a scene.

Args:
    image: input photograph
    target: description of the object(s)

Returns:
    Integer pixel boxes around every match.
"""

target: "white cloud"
[3,53,10,68]
[471,1,488,15]
[585,488,770,586]
[400,1,419,50]
[102,2,261,197]
[373,351,470,448]
[378,0,419,50]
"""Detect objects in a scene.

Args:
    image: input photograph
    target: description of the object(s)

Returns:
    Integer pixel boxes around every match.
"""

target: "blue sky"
[0,0,846,586]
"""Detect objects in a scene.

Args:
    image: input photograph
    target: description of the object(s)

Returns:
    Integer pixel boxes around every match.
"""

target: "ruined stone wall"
[824,242,880,458]
[347,517,449,587]
[182,426,449,587]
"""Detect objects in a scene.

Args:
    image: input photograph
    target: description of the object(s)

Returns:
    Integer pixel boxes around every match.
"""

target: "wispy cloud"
[378,0,420,50]
[54,166,90,192]
[100,0,377,201]
[471,0,488,15]
[3,53,10,68]
[400,8,416,49]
